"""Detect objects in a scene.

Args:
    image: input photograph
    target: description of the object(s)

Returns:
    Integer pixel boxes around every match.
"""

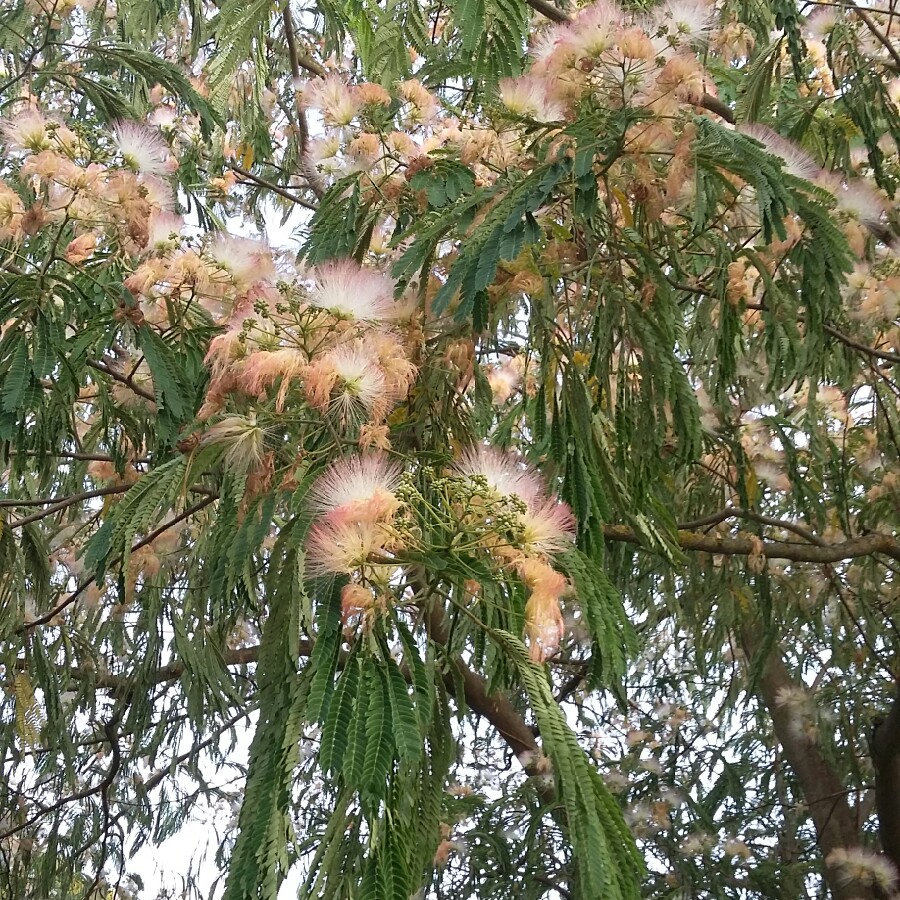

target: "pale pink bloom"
[805,7,838,41]
[0,182,24,241]
[327,342,388,420]
[455,446,544,505]
[826,848,897,891]
[303,74,360,127]
[239,348,307,410]
[359,423,392,451]
[1,108,51,152]
[520,557,568,662]
[149,104,178,130]
[65,233,96,264]
[345,132,381,171]
[367,331,417,400]
[310,454,402,524]
[341,582,376,622]
[487,361,521,405]
[499,76,565,122]
[566,0,625,60]
[397,80,439,125]
[146,210,184,252]
[650,0,716,45]
[308,259,397,321]
[739,124,821,181]
[305,519,390,575]
[112,121,171,177]
[141,175,176,211]
[207,235,275,289]
[520,497,577,556]
[355,83,392,106]
[833,179,887,226]
[199,414,267,474]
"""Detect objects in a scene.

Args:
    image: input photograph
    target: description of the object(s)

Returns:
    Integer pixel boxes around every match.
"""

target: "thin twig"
[20,495,217,631]
[227,162,319,210]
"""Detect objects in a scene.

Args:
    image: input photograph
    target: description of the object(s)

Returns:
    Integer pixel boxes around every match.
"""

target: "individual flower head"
[341,581,377,623]
[499,76,565,123]
[146,210,184,253]
[832,179,888,226]
[825,848,898,892]
[305,340,388,422]
[238,348,308,410]
[565,0,625,60]
[519,497,577,556]
[310,454,402,524]
[397,80,439,125]
[805,7,838,42]
[112,121,171,177]
[303,74,360,127]
[0,182,25,241]
[306,519,393,575]
[199,414,268,474]
[455,446,545,506]
[520,557,568,662]
[308,258,397,322]
[207,235,276,290]
[65,232,97,264]
[738,124,822,181]
[650,0,716,48]
[141,175,176,211]
[1,107,53,152]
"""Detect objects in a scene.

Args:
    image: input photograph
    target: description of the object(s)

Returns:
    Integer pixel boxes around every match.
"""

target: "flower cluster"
[450,447,576,661]
[305,454,411,624]
[198,257,417,453]
[0,110,177,256]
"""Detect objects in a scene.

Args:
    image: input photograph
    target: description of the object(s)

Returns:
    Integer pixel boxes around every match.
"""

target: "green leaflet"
[81,44,222,137]
[83,456,189,578]
[556,549,636,691]
[362,662,395,799]
[222,536,308,900]
[320,650,361,776]
[384,655,421,765]
[205,0,271,109]
[136,325,191,421]
[492,629,643,900]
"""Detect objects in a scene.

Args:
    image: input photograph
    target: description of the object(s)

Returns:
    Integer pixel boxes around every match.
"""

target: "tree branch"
[871,682,900,874]
[847,0,900,71]
[227,162,318,210]
[20,495,217,631]
[742,629,879,900]
[86,359,155,403]
[602,524,900,564]
[7,484,131,529]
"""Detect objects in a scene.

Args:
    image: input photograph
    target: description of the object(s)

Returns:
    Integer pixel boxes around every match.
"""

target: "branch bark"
[742,629,879,900]
[602,523,900,564]
[871,684,900,875]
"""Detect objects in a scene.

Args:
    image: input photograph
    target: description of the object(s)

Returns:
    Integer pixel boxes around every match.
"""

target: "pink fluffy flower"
[306,519,390,575]
[310,454,402,524]
[207,235,275,290]
[520,558,568,662]
[112,121,171,177]
[1,107,51,152]
[520,497,577,556]
[499,76,565,123]
[302,74,360,127]
[739,124,822,181]
[455,446,545,506]
[308,259,398,322]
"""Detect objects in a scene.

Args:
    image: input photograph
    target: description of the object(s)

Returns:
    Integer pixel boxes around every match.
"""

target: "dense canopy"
[4,0,900,897]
